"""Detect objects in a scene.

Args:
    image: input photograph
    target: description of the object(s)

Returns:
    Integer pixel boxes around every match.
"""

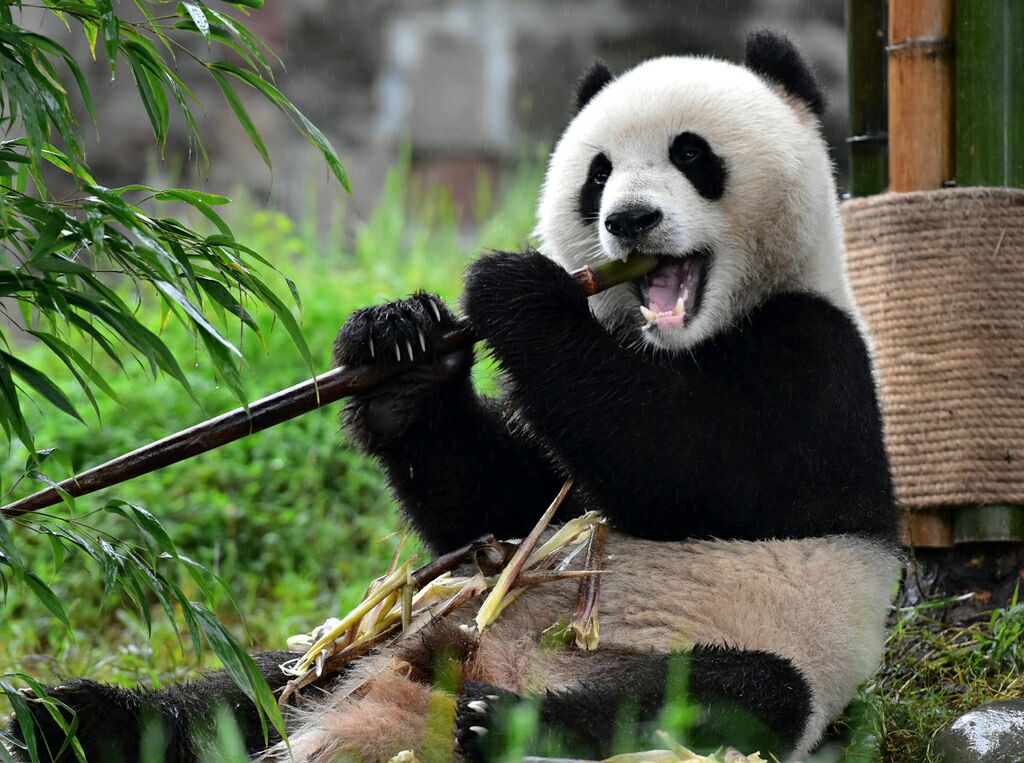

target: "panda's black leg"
[334,292,567,554]
[454,646,811,761]
[6,650,295,763]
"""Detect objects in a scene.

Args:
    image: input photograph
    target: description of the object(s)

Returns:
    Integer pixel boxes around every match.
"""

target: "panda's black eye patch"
[670,132,726,201]
[578,152,612,224]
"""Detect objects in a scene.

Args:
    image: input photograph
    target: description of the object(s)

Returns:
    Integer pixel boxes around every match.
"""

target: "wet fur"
[7,31,899,763]
[273,534,897,760]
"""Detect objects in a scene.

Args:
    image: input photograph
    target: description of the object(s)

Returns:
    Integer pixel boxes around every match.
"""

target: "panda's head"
[536,31,854,351]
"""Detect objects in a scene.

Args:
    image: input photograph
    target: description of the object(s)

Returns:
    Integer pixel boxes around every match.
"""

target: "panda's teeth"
[639,305,657,323]
[674,297,686,316]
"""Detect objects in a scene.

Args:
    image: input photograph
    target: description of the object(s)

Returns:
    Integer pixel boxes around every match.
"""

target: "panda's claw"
[467,700,488,714]
[394,343,401,362]
[469,726,488,736]
[430,300,442,323]
[419,330,427,353]
[405,340,415,361]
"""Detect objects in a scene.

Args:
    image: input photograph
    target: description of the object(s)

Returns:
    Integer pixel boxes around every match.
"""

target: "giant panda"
[9,31,899,763]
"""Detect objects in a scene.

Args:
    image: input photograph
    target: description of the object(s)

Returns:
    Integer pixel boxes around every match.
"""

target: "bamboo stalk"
[888,0,956,548]
[955,0,1024,188]
[887,0,954,191]
[846,0,889,196]
[2,256,656,519]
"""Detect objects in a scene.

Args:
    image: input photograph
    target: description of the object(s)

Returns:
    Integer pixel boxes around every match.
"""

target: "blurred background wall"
[42,0,848,227]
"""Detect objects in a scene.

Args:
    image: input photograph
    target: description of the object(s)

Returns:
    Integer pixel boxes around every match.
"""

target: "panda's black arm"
[462,251,896,543]
[5,651,294,763]
[333,292,566,554]
[356,378,567,553]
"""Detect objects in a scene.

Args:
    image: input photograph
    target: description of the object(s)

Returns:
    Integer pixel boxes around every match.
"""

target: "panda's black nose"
[604,207,663,240]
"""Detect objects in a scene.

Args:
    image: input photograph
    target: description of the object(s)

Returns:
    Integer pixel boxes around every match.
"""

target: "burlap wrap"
[842,187,1024,511]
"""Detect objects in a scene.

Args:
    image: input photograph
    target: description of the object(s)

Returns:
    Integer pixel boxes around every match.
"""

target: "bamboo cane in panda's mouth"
[2,254,659,519]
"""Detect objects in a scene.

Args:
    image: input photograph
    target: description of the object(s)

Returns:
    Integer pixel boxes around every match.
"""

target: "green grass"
[3,153,1022,763]
[869,591,1024,761]
[1,155,543,689]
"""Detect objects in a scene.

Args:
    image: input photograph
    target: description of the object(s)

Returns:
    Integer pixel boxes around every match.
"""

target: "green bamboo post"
[846,0,889,196]
[955,1,1024,188]
[952,0,1024,542]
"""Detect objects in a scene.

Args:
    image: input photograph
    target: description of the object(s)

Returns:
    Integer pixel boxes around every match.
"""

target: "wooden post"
[846,0,889,197]
[887,0,954,191]
[955,1,1024,188]
[887,0,955,546]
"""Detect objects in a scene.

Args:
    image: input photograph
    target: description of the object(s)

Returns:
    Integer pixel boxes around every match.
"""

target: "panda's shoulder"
[742,291,869,358]
[700,291,875,389]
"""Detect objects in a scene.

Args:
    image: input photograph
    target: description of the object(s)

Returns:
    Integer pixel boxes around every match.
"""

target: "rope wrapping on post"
[843,187,1024,540]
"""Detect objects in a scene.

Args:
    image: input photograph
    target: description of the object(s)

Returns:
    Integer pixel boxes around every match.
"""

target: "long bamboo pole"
[951,1,1024,544]
[846,0,889,197]
[887,0,954,192]
[2,255,657,519]
[955,0,1024,188]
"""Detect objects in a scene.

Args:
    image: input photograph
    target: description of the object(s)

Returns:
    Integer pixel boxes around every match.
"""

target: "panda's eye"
[588,153,612,186]
[578,152,612,223]
[670,134,706,167]
[669,132,727,201]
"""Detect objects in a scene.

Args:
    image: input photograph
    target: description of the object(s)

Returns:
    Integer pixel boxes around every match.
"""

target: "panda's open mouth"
[635,249,710,329]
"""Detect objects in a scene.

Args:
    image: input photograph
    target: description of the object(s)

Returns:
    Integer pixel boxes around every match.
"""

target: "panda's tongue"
[642,258,701,327]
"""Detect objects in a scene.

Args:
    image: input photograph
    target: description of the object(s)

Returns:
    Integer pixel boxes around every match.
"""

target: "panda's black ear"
[745,30,826,117]
[575,60,614,112]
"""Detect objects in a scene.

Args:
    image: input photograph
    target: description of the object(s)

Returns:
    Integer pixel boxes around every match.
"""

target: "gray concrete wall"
[30,0,849,222]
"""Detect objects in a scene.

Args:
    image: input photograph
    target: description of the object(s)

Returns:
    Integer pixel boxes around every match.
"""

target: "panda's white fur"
[11,35,899,763]
[537,56,863,352]
[275,48,899,763]
[279,535,898,761]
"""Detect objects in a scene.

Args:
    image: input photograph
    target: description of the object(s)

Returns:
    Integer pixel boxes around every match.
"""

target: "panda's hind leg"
[6,650,296,763]
[455,645,812,762]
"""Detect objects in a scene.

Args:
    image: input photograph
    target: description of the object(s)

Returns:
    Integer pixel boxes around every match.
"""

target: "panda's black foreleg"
[333,292,566,554]
[6,650,295,763]
[455,646,811,761]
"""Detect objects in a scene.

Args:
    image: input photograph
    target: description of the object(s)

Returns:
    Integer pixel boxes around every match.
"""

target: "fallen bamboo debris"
[277,480,615,706]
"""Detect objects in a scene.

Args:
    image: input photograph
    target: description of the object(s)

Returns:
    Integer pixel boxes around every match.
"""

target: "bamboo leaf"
[180,3,210,37]
[94,0,120,75]
[189,602,287,743]
[209,69,270,169]
[153,279,242,357]
[22,570,71,629]
[209,62,349,192]
[0,350,83,423]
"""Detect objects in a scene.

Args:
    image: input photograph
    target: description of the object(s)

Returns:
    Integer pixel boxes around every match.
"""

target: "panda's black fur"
[7,31,898,763]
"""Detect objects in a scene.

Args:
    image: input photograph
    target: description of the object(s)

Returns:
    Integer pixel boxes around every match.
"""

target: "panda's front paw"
[455,681,522,763]
[333,291,462,369]
[334,293,472,444]
[462,251,587,345]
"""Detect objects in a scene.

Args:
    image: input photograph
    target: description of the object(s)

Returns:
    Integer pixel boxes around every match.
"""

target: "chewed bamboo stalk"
[569,522,608,650]
[475,478,574,632]
[279,482,613,704]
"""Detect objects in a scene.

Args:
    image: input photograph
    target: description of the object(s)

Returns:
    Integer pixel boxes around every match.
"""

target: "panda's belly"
[472,532,899,742]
